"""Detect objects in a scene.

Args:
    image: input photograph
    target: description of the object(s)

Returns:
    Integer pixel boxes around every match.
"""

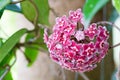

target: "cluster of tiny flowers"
[44,9,109,72]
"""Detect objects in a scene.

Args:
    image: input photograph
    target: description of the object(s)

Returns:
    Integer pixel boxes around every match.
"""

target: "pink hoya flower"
[44,9,109,72]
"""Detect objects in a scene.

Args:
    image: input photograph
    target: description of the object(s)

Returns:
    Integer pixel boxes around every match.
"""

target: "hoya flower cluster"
[44,9,109,72]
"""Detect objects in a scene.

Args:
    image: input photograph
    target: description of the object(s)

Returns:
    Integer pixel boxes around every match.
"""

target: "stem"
[79,72,89,80]
[29,0,39,36]
[109,42,120,49]
[74,72,79,80]
[10,0,25,4]
[17,42,45,47]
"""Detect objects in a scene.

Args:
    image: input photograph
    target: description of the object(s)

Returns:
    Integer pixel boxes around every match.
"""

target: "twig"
[79,72,89,80]
[10,0,25,4]
[17,42,45,47]
[74,72,79,80]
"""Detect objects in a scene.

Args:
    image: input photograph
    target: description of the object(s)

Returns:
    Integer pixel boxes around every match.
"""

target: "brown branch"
[10,0,25,4]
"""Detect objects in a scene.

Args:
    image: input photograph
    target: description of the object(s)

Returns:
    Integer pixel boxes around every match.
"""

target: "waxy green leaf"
[25,33,39,66]
[24,28,47,66]
[112,0,120,14]
[0,0,11,11]
[83,0,109,27]
[21,0,50,25]
[0,29,27,63]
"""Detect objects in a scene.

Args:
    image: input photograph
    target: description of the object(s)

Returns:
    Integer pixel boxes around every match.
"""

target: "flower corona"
[44,9,109,72]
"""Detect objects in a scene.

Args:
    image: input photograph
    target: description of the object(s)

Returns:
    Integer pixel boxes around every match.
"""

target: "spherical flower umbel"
[44,9,109,72]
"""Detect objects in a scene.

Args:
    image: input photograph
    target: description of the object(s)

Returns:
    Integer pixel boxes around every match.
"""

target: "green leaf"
[21,1,36,22]
[0,67,6,77]
[0,8,4,18]
[25,44,39,66]
[0,50,15,67]
[0,38,3,47]
[0,48,15,80]
[0,40,14,80]
[0,0,11,11]
[0,29,27,63]
[25,33,39,66]
[112,0,120,14]
[3,72,13,80]
[21,0,50,25]
[83,0,109,27]
[0,68,13,80]
[0,0,12,18]
[6,4,21,13]
[24,28,47,66]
